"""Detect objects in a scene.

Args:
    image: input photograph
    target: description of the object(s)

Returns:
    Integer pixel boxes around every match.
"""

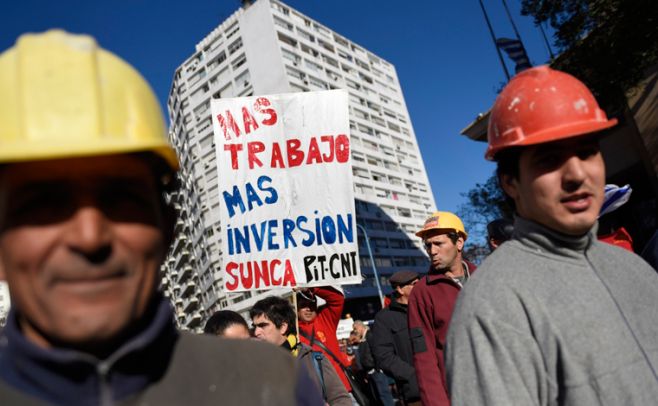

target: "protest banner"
[211,89,361,292]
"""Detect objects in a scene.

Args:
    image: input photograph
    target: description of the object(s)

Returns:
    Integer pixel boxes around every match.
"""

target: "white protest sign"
[211,89,361,292]
[336,318,355,340]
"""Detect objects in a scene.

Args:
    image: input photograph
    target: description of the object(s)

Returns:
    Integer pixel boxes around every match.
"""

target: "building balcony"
[183,297,199,313]
[174,249,190,269]
[174,219,185,234]
[160,276,170,290]
[177,265,193,285]
[182,280,196,296]
[188,312,203,329]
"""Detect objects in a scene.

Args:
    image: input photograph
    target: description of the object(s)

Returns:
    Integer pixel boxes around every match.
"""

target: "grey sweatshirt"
[446,217,658,405]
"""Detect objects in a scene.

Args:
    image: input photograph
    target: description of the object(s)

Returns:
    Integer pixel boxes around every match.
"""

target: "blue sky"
[3,0,554,214]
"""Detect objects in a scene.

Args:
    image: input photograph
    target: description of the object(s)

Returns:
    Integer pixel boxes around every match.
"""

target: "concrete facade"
[164,0,436,329]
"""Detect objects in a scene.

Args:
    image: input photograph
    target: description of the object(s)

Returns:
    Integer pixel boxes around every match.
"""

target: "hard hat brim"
[416,227,468,241]
[486,117,617,161]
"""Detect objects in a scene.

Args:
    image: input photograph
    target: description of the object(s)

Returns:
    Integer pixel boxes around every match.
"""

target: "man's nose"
[562,156,586,190]
[64,205,112,263]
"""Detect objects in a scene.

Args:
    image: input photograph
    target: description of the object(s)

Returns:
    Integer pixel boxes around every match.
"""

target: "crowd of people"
[0,29,657,406]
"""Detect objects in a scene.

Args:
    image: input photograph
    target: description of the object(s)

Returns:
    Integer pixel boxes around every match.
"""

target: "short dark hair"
[423,231,461,248]
[203,310,249,336]
[487,218,514,241]
[249,296,296,335]
[495,147,522,181]
[446,231,460,244]
[495,147,523,212]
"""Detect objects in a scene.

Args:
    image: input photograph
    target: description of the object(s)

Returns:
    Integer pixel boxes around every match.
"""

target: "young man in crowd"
[203,310,251,339]
[0,30,320,405]
[447,65,658,405]
[486,218,514,251]
[250,296,351,406]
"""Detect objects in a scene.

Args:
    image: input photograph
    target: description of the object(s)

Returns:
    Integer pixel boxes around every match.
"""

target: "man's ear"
[280,321,289,336]
[456,237,464,252]
[499,172,519,201]
[489,238,499,250]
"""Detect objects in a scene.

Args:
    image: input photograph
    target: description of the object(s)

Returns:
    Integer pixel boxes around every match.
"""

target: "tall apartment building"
[164,0,436,329]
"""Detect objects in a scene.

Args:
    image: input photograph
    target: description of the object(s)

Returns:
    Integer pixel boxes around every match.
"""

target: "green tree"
[457,172,514,263]
[521,0,658,109]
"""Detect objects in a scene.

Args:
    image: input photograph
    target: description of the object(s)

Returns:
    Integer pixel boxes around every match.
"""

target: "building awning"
[460,110,490,142]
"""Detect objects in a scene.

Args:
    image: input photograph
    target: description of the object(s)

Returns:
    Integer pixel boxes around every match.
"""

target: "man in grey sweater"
[446,65,658,405]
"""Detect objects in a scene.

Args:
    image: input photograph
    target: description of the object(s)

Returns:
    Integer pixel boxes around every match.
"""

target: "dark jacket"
[407,261,476,406]
[370,298,419,402]
[0,298,322,405]
[358,329,376,372]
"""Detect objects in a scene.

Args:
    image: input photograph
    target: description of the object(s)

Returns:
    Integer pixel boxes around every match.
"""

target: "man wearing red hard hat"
[446,66,658,404]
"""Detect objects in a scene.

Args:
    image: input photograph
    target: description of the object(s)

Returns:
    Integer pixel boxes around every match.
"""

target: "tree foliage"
[521,0,658,110]
[457,172,514,263]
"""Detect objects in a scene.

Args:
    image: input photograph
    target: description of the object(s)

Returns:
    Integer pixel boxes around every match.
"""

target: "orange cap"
[486,65,617,160]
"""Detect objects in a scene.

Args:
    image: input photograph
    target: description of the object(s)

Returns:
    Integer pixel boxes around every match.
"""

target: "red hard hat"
[485,65,617,161]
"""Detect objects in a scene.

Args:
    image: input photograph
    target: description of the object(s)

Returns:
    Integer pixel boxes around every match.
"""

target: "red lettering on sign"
[254,97,278,126]
[224,259,297,291]
[270,259,282,285]
[335,134,350,163]
[254,260,270,288]
[270,143,285,168]
[226,262,239,291]
[217,110,241,141]
[224,144,243,169]
[242,107,259,135]
[216,98,278,140]
[287,138,304,167]
[320,135,335,162]
[248,141,265,169]
[282,260,297,287]
[306,137,322,164]
[223,135,349,170]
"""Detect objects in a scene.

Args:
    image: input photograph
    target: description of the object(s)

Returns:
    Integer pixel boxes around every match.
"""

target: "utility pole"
[356,224,385,308]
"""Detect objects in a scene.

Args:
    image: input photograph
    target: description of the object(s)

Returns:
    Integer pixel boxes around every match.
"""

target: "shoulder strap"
[299,330,345,370]
[311,352,326,400]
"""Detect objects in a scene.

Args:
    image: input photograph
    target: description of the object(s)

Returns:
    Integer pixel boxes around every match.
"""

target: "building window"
[228,38,243,55]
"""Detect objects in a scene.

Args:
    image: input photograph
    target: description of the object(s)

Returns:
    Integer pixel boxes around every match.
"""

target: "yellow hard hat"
[416,211,467,240]
[0,30,178,171]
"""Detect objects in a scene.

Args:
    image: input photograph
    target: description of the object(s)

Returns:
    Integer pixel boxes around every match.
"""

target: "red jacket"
[407,261,476,406]
[298,286,351,391]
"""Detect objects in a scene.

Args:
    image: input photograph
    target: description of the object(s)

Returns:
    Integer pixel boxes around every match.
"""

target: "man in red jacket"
[407,211,476,406]
[297,287,351,392]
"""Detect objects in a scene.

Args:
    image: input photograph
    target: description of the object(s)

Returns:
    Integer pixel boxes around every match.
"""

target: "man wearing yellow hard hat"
[446,66,658,404]
[0,30,321,405]
[406,211,476,406]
